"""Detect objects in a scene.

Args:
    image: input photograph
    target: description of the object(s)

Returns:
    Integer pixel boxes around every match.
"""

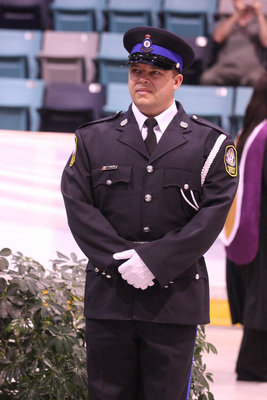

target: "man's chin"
[134,96,153,107]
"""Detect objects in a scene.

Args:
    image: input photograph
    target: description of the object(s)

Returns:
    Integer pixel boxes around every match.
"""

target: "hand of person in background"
[113,249,155,290]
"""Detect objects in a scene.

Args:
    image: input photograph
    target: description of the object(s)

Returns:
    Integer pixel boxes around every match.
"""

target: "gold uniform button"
[94,267,99,273]
[144,194,152,202]
[106,275,111,279]
[183,183,189,190]
[106,179,112,185]
[146,165,154,173]
[101,271,106,276]
[195,273,200,280]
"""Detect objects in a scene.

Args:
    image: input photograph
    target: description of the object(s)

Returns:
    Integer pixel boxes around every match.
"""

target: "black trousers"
[85,319,197,400]
[236,327,267,381]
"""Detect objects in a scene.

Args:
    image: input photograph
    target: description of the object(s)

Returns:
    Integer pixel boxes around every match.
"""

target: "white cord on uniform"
[180,188,199,211]
[201,134,226,186]
[180,134,227,212]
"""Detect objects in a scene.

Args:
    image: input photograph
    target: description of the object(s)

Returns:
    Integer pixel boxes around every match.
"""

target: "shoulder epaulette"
[77,111,122,130]
[190,114,229,136]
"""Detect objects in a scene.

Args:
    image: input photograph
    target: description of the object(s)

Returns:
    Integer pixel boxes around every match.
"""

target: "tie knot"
[145,118,157,130]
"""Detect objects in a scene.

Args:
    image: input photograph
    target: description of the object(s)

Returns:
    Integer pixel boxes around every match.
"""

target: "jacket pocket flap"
[164,168,201,191]
[92,165,132,188]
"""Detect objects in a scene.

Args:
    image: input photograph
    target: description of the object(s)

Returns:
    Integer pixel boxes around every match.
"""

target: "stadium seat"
[183,36,215,84]
[162,0,218,37]
[38,81,106,133]
[50,0,106,32]
[106,0,161,33]
[0,77,44,131]
[230,86,253,136]
[38,30,99,84]
[0,0,50,30]
[103,82,131,115]
[96,32,129,85]
[175,84,234,133]
[0,29,42,79]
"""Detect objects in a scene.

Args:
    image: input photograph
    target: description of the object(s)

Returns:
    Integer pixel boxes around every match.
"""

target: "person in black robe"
[225,72,267,381]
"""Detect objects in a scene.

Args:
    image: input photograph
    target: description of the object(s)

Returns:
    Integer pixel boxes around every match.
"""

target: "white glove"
[113,249,155,290]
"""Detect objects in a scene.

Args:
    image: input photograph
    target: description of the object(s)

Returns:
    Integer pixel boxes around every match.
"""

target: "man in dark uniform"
[61,26,238,400]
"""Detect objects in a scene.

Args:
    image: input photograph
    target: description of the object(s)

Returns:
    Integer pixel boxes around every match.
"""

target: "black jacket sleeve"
[61,130,134,279]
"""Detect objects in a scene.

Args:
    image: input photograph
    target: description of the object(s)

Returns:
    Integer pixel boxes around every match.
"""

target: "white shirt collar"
[132,101,178,134]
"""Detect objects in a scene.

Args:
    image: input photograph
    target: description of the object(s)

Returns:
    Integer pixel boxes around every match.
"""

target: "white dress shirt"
[132,101,178,143]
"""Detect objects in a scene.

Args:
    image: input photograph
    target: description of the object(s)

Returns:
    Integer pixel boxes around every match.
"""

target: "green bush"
[0,248,216,400]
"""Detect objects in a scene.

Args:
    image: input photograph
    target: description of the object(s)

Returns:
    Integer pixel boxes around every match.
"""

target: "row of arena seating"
[0,78,253,135]
[1,1,267,35]
[0,29,216,85]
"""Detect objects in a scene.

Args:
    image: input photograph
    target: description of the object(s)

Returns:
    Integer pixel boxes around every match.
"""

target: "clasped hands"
[113,249,155,290]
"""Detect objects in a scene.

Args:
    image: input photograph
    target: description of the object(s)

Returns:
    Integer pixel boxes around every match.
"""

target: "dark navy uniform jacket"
[61,101,238,325]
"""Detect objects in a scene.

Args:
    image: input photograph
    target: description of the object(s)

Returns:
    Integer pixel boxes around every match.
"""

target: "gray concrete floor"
[204,325,267,400]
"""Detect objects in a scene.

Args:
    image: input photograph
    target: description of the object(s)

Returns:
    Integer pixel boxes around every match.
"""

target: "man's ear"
[173,73,183,91]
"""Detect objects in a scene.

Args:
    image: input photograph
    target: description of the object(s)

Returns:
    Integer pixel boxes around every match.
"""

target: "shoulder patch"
[69,135,77,167]
[77,111,122,130]
[190,115,228,136]
[224,145,237,177]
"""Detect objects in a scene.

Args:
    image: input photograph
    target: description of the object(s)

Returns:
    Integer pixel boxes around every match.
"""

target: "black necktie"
[144,118,157,155]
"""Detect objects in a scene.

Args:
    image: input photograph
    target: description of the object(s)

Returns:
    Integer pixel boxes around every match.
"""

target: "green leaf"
[56,252,70,260]
[8,295,25,307]
[0,257,9,271]
[207,343,218,354]
[207,391,215,400]
[70,253,78,262]
[18,264,27,275]
[0,301,8,318]
[26,279,38,296]
[6,301,22,318]
[6,283,18,296]
[0,248,12,257]
[0,277,7,292]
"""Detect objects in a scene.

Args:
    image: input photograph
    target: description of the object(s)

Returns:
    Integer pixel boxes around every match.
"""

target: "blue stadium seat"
[50,0,106,32]
[0,29,42,79]
[97,32,129,85]
[162,0,218,37]
[103,82,131,115]
[231,86,253,136]
[175,84,234,133]
[38,81,106,133]
[106,0,161,33]
[0,0,50,30]
[0,78,45,131]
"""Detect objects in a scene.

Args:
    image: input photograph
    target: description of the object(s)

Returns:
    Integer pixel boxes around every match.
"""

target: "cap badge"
[120,118,128,126]
[141,34,153,53]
